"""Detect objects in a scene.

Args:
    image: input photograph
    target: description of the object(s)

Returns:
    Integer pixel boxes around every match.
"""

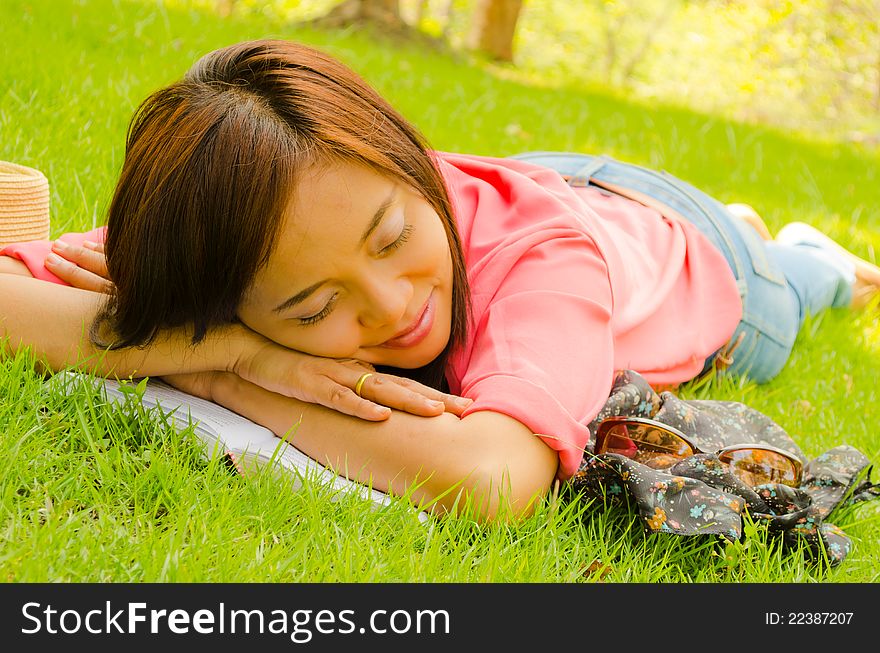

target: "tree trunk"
[311,0,404,30]
[876,33,880,112]
[467,0,524,62]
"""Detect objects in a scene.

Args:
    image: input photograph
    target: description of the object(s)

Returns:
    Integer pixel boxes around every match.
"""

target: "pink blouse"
[435,153,741,479]
[1,153,742,481]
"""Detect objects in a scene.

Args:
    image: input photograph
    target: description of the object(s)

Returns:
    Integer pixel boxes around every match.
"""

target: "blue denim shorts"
[507,151,798,384]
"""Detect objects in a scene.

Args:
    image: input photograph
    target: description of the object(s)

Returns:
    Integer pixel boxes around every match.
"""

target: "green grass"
[1,0,878,583]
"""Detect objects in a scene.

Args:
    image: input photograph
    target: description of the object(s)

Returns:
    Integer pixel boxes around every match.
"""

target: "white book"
[51,372,428,521]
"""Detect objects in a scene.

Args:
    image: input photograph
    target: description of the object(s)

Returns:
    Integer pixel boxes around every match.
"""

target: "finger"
[51,240,109,278]
[82,240,105,254]
[45,252,114,293]
[317,378,392,421]
[354,373,443,416]
[356,373,472,417]
[380,374,474,416]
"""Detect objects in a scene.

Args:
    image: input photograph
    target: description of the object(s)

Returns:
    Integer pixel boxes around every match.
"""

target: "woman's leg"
[718,209,878,380]
[762,241,853,331]
[775,220,880,309]
[716,210,873,382]
[730,206,880,311]
[691,218,860,384]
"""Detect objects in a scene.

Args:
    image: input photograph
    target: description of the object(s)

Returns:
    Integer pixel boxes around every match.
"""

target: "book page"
[56,373,426,519]
[104,377,273,438]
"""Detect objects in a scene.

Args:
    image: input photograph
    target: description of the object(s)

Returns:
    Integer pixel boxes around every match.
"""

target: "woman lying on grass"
[1,39,878,521]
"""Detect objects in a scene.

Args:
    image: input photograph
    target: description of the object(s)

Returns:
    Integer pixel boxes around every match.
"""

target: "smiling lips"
[378,290,435,349]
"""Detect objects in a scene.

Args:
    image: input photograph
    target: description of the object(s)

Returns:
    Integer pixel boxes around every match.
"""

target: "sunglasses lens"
[597,422,694,470]
[718,448,800,487]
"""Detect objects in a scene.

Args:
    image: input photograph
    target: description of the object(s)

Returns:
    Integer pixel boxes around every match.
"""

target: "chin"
[375,346,441,369]
[369,332,449,369]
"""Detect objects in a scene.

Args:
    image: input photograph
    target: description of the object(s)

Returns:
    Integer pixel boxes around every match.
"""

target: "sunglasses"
[594,416,803,488]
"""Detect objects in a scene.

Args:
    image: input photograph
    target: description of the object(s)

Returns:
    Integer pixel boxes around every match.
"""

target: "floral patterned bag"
[571,370,880,565]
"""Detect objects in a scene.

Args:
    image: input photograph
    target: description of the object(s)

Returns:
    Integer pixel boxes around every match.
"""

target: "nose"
[356,274,413,331]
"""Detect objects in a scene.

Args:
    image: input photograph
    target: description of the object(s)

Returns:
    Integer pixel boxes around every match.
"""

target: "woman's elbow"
[475,442,558,521]
[430,414,559,522]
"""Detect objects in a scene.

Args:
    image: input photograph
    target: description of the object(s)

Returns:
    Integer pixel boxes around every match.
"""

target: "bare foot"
[727,203,773,241]
[852,278,879,310]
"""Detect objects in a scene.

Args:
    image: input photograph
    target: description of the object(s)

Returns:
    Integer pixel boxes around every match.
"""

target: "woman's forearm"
[0,273,250,378]
[209,372,558,520]
[1,270,474,420]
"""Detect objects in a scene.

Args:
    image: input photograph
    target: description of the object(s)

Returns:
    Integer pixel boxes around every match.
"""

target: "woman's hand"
[160,371,222,402]
[234,339,473,422]
[45,239,113,293]
[170,349,473,423]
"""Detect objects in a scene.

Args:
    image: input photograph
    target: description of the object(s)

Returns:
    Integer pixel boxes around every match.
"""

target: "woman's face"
[237,159,455,369]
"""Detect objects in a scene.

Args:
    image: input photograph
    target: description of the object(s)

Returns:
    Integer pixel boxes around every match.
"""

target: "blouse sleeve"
[0,226,107,284]
[453,227,615,481]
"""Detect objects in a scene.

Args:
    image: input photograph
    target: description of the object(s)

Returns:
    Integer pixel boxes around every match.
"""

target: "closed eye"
[297,225,415,326]
[298,292,339,326]
[379,224,414,255]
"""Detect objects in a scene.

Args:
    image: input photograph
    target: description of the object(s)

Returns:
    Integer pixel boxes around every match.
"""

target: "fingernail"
[456,397,474,406]
[46,254,71,269]
[83,240,98,249]
[52,240,68,251]
[428,400,444,409]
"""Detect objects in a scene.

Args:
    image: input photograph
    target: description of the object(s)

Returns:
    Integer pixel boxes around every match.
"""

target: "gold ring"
[354,372,373,397]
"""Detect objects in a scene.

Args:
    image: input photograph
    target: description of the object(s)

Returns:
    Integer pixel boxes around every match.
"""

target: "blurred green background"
[191,0,880,143]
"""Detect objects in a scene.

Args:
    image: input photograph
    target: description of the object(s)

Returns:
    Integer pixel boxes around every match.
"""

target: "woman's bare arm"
[204,371,559,521]
[0,271,249,378]
[0,256,31,277]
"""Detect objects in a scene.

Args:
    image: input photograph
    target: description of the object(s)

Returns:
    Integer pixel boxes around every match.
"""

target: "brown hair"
[93,39,471,390]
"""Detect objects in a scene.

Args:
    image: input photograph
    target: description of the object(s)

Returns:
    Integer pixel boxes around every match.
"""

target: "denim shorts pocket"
[719,200,784,287]
[724,321,793,384]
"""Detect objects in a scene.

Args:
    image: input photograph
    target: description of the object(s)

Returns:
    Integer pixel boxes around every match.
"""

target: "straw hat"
[0,160,50,247]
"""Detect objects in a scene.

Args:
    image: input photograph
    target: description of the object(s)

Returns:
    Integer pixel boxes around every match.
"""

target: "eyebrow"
[272,186,397,314]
